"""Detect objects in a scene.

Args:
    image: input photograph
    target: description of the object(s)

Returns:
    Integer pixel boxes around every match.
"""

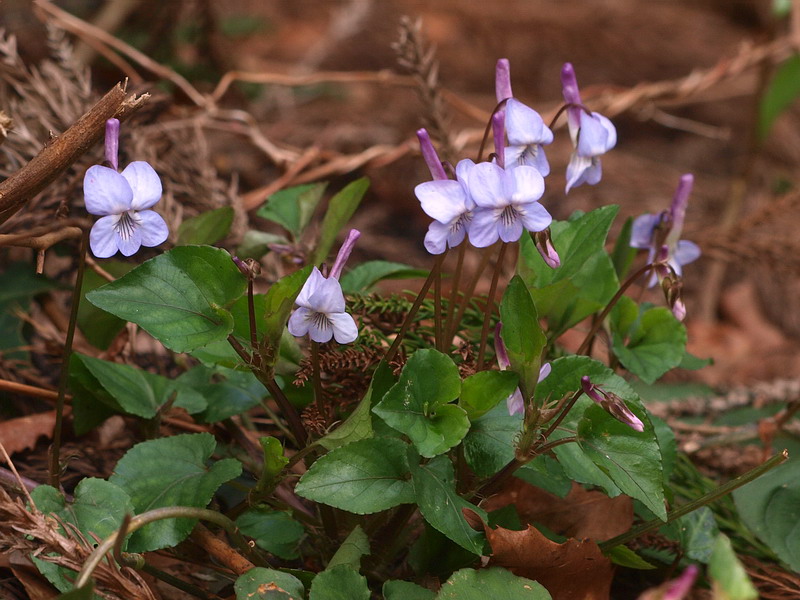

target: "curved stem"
[447,244,496,343]
[75,506,256,589]
[476,98,509,163]
[599,450,789,551]
[49,229,89,487]
[444,243,466,337]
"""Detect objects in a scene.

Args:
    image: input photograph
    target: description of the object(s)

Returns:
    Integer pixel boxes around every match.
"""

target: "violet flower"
[467,161,552,247]
[84,119,168,258]
[495,59,553,176]
[495,323,550,416]
[580,376,644,432]
[630,174,701,286]
[561,63,617,193]
[287,230,360,344]
[414,141,476,254]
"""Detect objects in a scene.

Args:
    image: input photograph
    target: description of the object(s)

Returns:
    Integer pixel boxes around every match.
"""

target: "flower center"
[500,205,519,227]
[310,311,332,332]
[114,210,140,241]
[450,211,473,235]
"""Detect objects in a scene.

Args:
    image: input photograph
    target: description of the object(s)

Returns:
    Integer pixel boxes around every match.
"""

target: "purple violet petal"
[295,267,326,308]
[630,213,661,249]
[508,165,545,203]
[518,202,553,234]
[287,307,312,337]
[329,312,359,344]
[121,162,162,210]
[415,180,469,223]
[468,162,508,209]
[137,210,169,248]
[505,99,552,146]
[469,208,501,247]
[673,239,701,266]
[84,165,133,216]
[89,215,120,258]
[495,58,513,102]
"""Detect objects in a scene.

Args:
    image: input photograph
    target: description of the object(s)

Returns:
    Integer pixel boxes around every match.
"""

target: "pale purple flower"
[637,565,698,600]
[495,322,550,416]
[630,174,701,286]
[415,158,476,255]
[534,228,561,269]
[467,162,551,247]
[504,99,553,176]
[581,376,644,432]
[287,230,359,344]
[561,63,617,193]
[83,119,168,258]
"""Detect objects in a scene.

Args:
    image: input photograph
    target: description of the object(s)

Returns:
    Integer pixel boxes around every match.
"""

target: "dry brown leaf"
[0,411,61,456]
[483,479,633,542]
[485,524,614,600]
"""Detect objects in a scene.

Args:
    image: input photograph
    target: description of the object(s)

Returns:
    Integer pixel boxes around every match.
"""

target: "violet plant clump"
[83,118,168,258]
[32,52,774,600]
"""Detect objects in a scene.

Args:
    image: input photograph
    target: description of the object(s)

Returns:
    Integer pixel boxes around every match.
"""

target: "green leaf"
[262,266,313,369]
[86,246,247,353]
[611,302,687,384]
[578,404,665,520]
[435,567,551,599]
[295,438,414,514]
[459,370,519,420]
[611,216,637,280]
[0,263,57,361]
[605,545,656,569]
[237,231,291,260]
[518,207,619,333]
[236,508,305,560]
[499,276,546,398]
[31,478,134,546]
[661,507,719,563]
[177,206,234,245]
[759,54,800,140]
[257,183,327,238]
[383,580,435,600]
[77,261,132,350]
[311,178,369,266]
[235,568,305,600]
[257,436,289,490]
[54,584,95,600]
[309,565,370,600]
[339,261,428,294]
[318,382,374,450]
[72,354,206,419]
[515,455,572,498]
[108,433,242,552]
[733,455,800,571]
[410,454,486,555]
[183,366,264,423]
[708,534,758,600]
[535,355,663,511]
[679,351,712,370]
[373,350,467,458]
[327,525,369,571]
[463,403,522,477]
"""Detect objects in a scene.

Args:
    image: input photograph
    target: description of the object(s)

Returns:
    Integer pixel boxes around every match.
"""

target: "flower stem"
[434,258,444,352]
[49,229,89,488]
[444,242,466,337]
[599,450,789,552]
[247,277,258,352]
[447,243,496,343]
[576,261,655,356]
[74,506,260,590]
[384,250,447,365]
[476,242,508,369]
[311,341,325,420]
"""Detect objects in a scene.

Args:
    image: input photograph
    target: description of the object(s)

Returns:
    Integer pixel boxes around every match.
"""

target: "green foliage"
[339,260,428,293]
[311,178,369,266]
[235,568,305,600]
[410,455,487,555]
[708,534,758,600]
[759,54,800,140]
[236,508,305,559]
[463,403,522,477]
[0,263,56,361]
[435,568,551,599]
[77,260,132,350]
[610,297,687,384]
[309,565,370,600]
[295,438,415,514]
[383,580,436,600]
[257,183,327,239]
[498,276,546,399]
[261,265,313,369]
[459,370,519,420]
[108,433,242,552]
[179,365,264,422]
[327,525,370,570]
[86,246,247,352]
[177,206,234,245]
[373,350,468,458]
[733,455,800,571]
[518,207,619,334]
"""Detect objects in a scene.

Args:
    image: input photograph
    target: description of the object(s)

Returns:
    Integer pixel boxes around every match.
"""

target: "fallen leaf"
[0,410,67,456]
[485,523,614,600]
[483,480,633,541]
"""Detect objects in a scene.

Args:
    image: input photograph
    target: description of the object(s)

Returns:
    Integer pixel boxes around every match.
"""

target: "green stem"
[247,277,258,352]
[74,506,258,589]
[384,251,447,364]
[434,255,444,352]
[476,242,508,370]
[599,450,789,551]
[311,341,324,420]
[447,244,495,343]
[49,229,89,488]
[444,243,466,337]
[576,261,655,356]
